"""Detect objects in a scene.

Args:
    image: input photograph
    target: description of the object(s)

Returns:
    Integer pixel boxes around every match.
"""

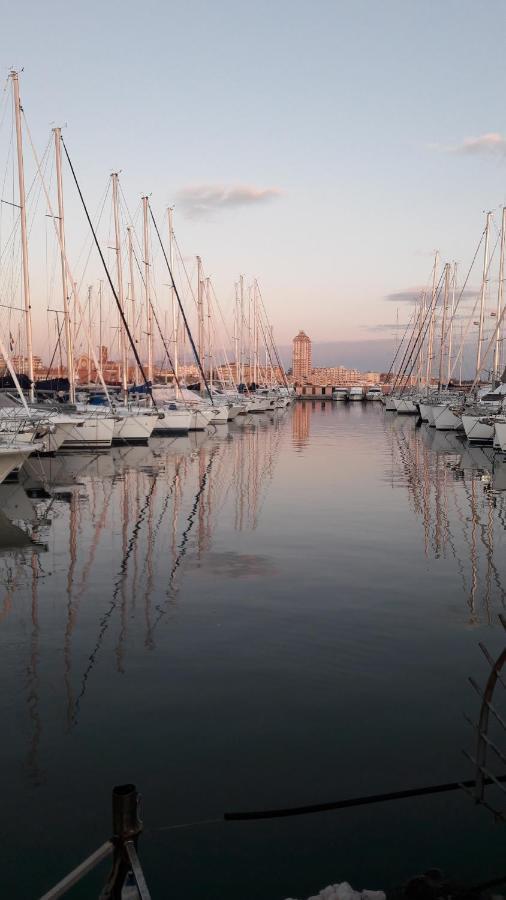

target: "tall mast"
[426,251,439,388]
[206,276,212,390]
[197,256,205,377]
[142,197,153,385]
[253,279,259,385]
[53,127,75,403]
[127,226,139,385]
[239,274,244,386]
[234,282,239,387]
[87,285,92,385]
[438,263,450,389]
[112,173,128,398]
[494,207,506,383]
[476,211,491,377]
[11,71,34,401]
[168,208,178,391]
[447,263,457,386]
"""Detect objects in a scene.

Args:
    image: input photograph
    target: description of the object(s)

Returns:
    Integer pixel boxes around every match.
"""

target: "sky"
[2,0,506,369]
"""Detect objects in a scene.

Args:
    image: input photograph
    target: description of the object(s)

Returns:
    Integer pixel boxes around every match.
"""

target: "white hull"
[433,404,463,431]
[494,421,506,452]
[60,416,115,450]
[210,406,230,424]
[227,404,246,420]
[189,407,216,430]
[0,445,34,484]
[152,408,192,434]
[417,402,432,422]
[462,414,494,443]
[112,414,155,443]
[384,397,397,411]
[395,397,418,414]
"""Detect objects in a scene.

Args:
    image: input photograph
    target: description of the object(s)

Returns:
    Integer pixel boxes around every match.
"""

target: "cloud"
[365,322,407,332]
[385,287,477,304]
[175,184,282,218]
[432,132,506,157]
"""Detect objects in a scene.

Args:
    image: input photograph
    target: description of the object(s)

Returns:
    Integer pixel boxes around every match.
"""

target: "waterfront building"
[292,331,312,381]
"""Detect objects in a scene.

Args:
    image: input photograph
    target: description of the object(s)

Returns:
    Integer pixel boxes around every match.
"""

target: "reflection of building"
[292,401,310,447]
[292,331,312,381]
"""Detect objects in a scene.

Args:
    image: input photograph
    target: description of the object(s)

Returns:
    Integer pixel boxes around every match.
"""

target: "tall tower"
[292,330,312,381]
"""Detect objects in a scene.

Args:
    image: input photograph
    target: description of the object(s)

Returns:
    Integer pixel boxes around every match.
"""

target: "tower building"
[292,330,312,381]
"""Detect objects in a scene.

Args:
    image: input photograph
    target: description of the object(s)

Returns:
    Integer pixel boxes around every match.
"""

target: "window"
[322,387,326,395]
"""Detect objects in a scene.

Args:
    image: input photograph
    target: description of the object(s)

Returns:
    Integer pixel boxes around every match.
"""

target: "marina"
[4,402,506,897]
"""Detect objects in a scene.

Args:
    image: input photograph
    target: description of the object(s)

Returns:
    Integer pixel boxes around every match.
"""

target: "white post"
[494,207,506,383]
[197,256,204,392]
[11,71,34,401]
[438,263,450,389]
[53,126,76,403]
[239,274,244,386]
[142,197,153,386]
[127,226,140,385]
[111,174,128,399]
[447,263,457,387]
[426,251,439,387]
[206,276,213,390]
[168,208,178,391]
[476,211,491,377]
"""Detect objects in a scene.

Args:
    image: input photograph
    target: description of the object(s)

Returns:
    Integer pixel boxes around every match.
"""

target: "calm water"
[4,402,506,899]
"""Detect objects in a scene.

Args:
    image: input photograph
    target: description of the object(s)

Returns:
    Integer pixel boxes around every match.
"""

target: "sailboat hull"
[60,416,115,450]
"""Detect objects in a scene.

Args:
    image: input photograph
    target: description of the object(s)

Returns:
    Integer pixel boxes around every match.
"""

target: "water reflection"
[385,416,506,625]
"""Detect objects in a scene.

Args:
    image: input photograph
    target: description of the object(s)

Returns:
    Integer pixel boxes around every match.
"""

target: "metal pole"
[447,262,457,387]
[112,174,128,400]
[206,276,212,390]
[240,274,244,387]
[127,227,139,386]
[197,256,204,392]
[438,263,450,389]
[426,251,439,388]
[168,208,178,391]
[11,71,34,401]
[54,126,75,403]
[142,197,153,386]
[494,208,506,383]
[476,211,491,377]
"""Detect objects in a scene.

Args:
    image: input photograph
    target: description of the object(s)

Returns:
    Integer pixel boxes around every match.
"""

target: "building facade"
[292,330,312,381]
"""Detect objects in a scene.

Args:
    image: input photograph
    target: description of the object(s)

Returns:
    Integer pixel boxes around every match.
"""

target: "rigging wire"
[59,136,156,405]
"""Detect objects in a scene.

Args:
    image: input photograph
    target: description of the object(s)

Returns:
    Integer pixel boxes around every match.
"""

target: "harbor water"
[4,401,506,898]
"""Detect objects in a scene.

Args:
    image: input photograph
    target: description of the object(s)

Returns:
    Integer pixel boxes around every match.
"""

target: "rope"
[148,203,214,404]
[59,136,156,407]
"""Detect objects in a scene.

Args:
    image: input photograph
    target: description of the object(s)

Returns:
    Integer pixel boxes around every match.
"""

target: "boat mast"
[112,173,128,399]
[447,262,457,386]
[476,211,491,378]
[494,207,506,384]
[11,71,34,401]
[127,227,140,385]
[438,263,450,390]
[206,276,213,391]
[168,208,179,393]
[142,197,153,386]
[87,285,92,385]
[426,251,439,388]
[197,256,204,392]
[253,279,259,386]
[53,126,76,403]
[234,282,239,388]
[239,274,244,387]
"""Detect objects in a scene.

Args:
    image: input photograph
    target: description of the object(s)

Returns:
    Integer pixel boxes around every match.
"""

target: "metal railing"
[39,783,151,900]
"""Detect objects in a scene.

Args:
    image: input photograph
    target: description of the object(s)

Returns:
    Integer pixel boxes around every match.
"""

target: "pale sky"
[2,0,506,368]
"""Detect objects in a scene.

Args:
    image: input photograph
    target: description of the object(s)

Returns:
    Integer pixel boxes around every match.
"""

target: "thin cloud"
[385,287,477,304]
[175,184,282,218]
[432,132,506,157]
